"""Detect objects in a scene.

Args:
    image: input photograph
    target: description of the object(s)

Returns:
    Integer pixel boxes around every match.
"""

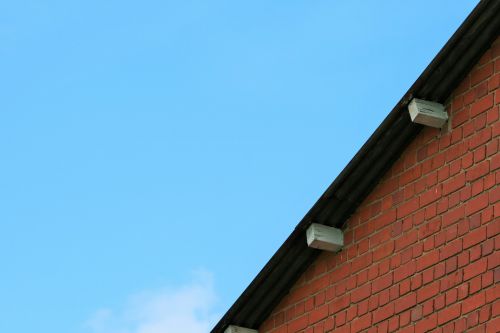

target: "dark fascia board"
[212,1,500,331]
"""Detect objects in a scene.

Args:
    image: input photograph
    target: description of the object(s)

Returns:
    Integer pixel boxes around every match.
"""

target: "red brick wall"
[259,37,500,333]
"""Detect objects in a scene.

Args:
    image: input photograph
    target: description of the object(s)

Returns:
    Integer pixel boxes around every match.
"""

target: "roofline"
[212,1,500,331]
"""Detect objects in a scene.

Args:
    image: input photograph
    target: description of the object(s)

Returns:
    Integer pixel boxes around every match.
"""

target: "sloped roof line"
[212,1,500,331]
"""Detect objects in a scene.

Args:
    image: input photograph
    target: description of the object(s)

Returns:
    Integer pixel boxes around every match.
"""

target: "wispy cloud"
[85,271,220,333]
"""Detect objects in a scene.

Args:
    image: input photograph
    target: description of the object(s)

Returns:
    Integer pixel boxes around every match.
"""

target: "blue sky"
[0,1,478,332]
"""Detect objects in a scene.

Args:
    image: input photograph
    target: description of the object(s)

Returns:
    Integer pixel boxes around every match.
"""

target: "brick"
[422,299,434,317]
[334,324,352,333]
[445,257,457,274]
[440,271,463,292]
[288,315,308,333]
[423,268,435,286]
[417,280,439,303]
[388,316,399,332]
[437,303,461,325]
[352,252,373,273]
[442,205,465,227]
[487,220,500,238]
[476,81,489,100]
[486,317,500,333]
[463,258,487,281]
[351,313,371,333]
[445,288,458,305]
[373,241,394,262]
[490,186,500,204]
[371,209,397,231]
[452,127,463,145]
[474,112,488,131]
[417,145,428,162]
[493,299,500,317]
[470,94,494,117]
[347,245,357,260]
[400,166,422,184]
[462,292,486,314]
[439,239,462,260]
[373,303,394,324]
[330,264,350,284]
[471,179,484,197]
[397,197,419,219]
[446,142,467,163]
[310,274,329,293]
[329,294,350,315]
[489,71,500,90]
[356,271,369,287]
[351,283,371,303]
[442,173,466,195]
[463,226,487,249]
[358,299,369,316]
[462,151,474,169]
[296,301,306,316]
[454,318,467,333]
[395,230,418,251]
[371,230,392,251]
[333,312,346,328]
[470,275,482,294]
[309,304,329,324]
[399,280,411,297]
[471,63,494,86]
[463,121,475,137]
[467,310,480,329]
[466,160,490,182]
[354,225,372,242]
[445,225,458,243]
[415,313,437,332]
[416,250,439,272]
[479,303,492,323]
[452,108,469,128]
[434,293,446,310]
[492,152,500,171]
[486,105,499,125]
[435,261,446,277]
[482,239,495,257]
[389,284,399,302]
[394,261,416,283]
[487,251,500,270]
[395,292,416,314]
[272,325,287,333]
[372,273,392,294]
[400,314,412,331]
[469,213,481,230]
[465,192,489,216]
[378,289,390,307]
[469,127,492,150]
[420,186,442,207]
[413,242,424,258]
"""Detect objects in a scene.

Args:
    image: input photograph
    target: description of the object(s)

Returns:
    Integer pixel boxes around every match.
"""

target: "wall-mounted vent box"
[306,223,344,252]
[224,326,258,333]
[408,98,448,128]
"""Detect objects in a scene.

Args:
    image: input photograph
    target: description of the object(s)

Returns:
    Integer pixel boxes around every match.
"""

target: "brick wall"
[259,37,500,333]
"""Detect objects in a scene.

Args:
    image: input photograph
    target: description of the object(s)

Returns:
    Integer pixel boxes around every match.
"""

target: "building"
[212,1,500,332]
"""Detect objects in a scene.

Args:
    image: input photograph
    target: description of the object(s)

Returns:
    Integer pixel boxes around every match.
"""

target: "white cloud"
[85,271,220,333]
